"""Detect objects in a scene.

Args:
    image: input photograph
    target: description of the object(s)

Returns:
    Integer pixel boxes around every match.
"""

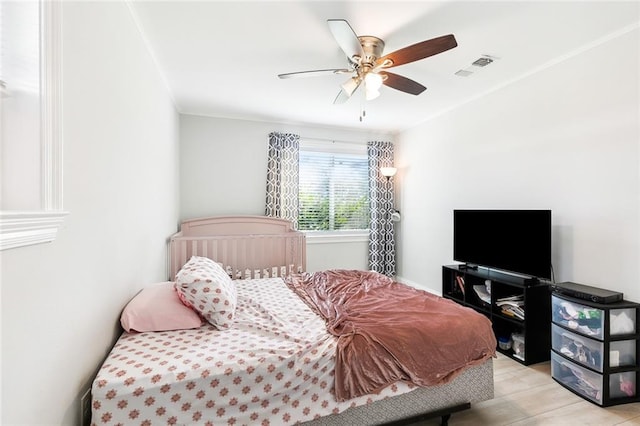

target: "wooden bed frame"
[165,215,493,425]
[168,215,306,280]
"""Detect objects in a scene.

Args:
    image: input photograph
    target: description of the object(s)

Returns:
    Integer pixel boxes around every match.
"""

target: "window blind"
[298,146,369,231]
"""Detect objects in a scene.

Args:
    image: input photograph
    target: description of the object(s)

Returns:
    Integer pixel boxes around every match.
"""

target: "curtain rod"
[300,136,384,146]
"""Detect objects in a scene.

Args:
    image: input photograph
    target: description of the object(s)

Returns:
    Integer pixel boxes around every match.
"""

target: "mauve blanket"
[285,269,496,401]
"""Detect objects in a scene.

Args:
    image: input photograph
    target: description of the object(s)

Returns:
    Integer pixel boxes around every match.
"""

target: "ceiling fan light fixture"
[341,77,360,96]
[364,72,383,91]
[365,87,381,101]
[364,72,383,100]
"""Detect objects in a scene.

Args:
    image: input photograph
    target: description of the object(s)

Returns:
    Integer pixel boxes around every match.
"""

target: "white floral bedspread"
[91,278,416,425]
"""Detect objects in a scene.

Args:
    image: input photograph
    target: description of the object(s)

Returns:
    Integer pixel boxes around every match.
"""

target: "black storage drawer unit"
[550,290,640,407]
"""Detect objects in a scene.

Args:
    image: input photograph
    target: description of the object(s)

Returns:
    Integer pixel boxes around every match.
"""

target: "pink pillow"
[120,282,203,332]
[174,256,237,329]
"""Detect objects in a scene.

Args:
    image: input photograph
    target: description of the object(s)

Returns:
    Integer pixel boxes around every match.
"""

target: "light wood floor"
[416,353,640,425]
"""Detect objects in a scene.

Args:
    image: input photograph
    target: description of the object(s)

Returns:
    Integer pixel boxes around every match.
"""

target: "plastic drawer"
[610,340,637,368]
[552,323,604,371]
[552,295,637,339]
[610,308,637,336]
[552,295,605,339]
[552,324,638,372]
[551,352,637,405]
[610,371,637,399]
[552,352,604,404]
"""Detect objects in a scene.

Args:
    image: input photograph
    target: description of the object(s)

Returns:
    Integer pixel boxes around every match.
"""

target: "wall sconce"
[380,167,397,181]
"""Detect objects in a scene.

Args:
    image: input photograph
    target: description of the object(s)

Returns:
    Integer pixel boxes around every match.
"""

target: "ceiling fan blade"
[377,34,457,68]
[278,69,351,79]
[327,19,364,61]
[379,71,426,95]
[333,90,349,104]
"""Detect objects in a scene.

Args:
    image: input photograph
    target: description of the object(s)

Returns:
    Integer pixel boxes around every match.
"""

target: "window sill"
[0,211,68,250]
[304,230,369,244]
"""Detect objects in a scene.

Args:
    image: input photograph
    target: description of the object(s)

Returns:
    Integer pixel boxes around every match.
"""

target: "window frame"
[298,139,369,244]
[0,1,67,251]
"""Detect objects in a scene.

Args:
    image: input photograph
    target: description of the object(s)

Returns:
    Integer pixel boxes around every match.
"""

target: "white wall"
[306,238,369,273]
[395,28,639,301]
[180,114,391,272]
[0,2,179,424]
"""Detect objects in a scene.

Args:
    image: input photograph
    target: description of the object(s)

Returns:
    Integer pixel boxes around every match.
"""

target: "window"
[298,140,369,233]
[0,1,66,250]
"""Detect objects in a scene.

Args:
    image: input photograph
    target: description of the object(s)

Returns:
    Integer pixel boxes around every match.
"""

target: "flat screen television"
[453,209,552,280]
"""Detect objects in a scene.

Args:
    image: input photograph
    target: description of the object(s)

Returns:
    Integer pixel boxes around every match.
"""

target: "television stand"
[442,264,551,365]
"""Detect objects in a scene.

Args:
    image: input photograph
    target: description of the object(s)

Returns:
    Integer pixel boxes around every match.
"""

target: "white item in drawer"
[610,350,619,367]
[511,332,525,361]
[611,309,636,335]
[610,340,637,367]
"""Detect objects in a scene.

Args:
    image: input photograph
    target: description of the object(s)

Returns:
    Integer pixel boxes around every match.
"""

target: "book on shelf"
[455,275,465,295]
[497,294,523,302]
[496,294,525,319]
[496,295,523,305]
[496,300,524,308]
[501,305,525,320]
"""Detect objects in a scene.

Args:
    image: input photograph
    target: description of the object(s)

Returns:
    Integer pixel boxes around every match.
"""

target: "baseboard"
[395,275,442,296]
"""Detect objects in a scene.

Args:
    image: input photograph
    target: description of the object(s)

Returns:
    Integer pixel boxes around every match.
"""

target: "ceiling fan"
[278,19,458,104]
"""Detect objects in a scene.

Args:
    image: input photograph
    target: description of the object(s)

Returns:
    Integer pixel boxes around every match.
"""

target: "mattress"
[91,277,425,425]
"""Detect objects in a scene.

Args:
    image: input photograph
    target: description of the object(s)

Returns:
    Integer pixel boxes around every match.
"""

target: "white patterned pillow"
[174,256,237,329]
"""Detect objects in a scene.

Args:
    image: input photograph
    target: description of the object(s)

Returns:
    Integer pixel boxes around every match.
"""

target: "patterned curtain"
[367,141,395,277]
[265,132,300,228]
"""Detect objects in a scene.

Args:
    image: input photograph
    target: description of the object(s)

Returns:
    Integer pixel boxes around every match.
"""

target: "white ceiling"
[128,1,639,134]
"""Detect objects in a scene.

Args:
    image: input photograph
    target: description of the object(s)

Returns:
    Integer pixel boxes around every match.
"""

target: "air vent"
[472,57,493,67]
[455,69,473,77]
[455,55,499,77]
